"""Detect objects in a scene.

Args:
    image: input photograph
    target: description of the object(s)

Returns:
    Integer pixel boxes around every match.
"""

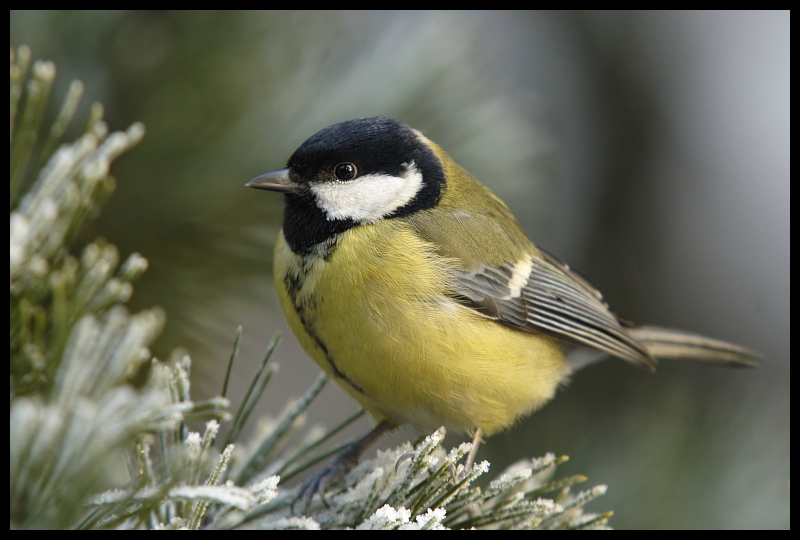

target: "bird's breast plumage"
[273,218,568,435]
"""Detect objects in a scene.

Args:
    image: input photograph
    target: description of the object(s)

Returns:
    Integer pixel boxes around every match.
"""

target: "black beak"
[245,168,299,193]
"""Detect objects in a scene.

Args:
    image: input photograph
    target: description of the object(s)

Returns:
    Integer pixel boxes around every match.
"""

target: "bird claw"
[293,451,357,515]
[394,450,416,473]
[292,421,393,515]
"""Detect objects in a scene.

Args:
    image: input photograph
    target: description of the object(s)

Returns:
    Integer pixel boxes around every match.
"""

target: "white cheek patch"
[310,163,424,223]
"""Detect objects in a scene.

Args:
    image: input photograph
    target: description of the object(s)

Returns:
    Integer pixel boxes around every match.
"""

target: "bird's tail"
[626,325,760,368]
[565,325,760,372]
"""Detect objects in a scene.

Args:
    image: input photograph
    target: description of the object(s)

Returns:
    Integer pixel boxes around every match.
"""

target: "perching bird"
[246,116,758,506]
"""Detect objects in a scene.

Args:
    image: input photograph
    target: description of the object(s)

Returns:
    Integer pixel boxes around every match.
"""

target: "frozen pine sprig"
[356,505,448,531]
[356,504,412,530]
[252,516,321,530]
[186,432,204,459]
[9,47,236,530]
[411,507,448,530]
[240,425,609,530]
[10,325,235,529]
[77,353,240,530]
[10,46,147,399]
[10,51,55,199]
[171,481,276,514]
[89,470,280,530]
[118,252,149,282]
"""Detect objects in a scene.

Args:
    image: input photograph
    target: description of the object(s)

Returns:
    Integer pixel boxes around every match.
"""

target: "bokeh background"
[11,11,789,529]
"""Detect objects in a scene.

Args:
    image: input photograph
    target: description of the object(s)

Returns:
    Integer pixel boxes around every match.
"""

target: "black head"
[271,117,445,255]
[288,117,435,185]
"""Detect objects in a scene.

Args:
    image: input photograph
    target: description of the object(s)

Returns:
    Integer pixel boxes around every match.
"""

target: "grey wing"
[452,252,656,370]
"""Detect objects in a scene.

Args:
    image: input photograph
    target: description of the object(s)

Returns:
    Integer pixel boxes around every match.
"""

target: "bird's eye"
[334,163,358,181]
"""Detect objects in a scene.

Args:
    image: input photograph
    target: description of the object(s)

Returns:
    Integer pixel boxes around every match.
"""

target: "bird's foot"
[293,421,392,515]
[294,449,358,515]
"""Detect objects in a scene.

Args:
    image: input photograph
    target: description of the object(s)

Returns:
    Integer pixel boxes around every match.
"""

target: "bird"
[246,116,758,507]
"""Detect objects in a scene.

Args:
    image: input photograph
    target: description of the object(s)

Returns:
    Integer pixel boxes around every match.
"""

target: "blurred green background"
[11,11,788,529]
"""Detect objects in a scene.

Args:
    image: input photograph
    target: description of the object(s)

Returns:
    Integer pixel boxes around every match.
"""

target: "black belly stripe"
[284,272,366,395]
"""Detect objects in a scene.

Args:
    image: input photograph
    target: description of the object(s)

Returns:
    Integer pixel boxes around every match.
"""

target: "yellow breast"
[273,220,568,436]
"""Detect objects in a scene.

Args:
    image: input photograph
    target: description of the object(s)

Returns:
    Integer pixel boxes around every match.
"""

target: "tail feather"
[626,326,760,368]
[565,325,760,371]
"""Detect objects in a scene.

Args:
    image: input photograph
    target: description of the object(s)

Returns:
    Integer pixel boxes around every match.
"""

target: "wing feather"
[455,257,656,369]
[406,201,655,367]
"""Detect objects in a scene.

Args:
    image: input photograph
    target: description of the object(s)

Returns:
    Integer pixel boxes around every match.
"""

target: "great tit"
[247,116,758,503]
